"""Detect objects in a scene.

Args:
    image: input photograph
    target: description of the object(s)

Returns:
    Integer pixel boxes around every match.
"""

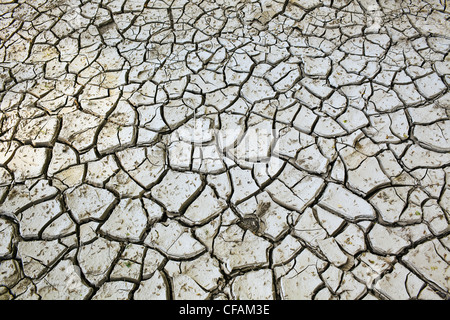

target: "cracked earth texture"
[0,0,449,301]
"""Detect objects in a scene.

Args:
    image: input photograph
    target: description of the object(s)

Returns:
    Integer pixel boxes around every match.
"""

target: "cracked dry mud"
[0,0,449,301]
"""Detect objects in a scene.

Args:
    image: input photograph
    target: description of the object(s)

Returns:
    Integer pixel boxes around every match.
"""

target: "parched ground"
[0,0,449,300]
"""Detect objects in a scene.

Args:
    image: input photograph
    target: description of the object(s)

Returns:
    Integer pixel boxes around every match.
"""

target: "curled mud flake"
[238,214,261,234]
